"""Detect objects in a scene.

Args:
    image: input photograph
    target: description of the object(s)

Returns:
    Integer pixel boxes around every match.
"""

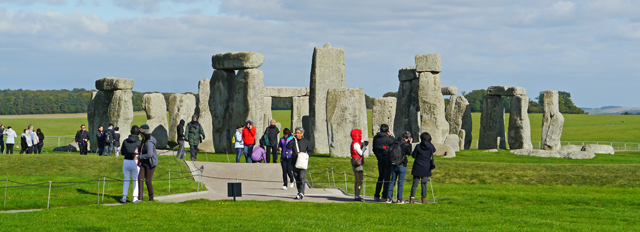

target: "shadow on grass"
[76,188,122,202]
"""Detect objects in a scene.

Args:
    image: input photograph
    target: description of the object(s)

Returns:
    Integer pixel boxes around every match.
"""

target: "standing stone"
[394,67,420,141]
[228,69,266,146]
[291,96,309,130]
[444,134,460,152]
[168,93,196,147]
[542,90,564,151]
[445,95,469,136]
[326,88,369,158]
[142,93,168,149]
[372,97,396,137]
[263,96,273,132]
[418,72,449,143]
[462,104,473,150]
[198,79,214,152]
[479,95,506,149]
[508,95,532,149]
[209,70,234,153]
[458,129,466,151]
[308,43,346,154]
[88,84,133,152]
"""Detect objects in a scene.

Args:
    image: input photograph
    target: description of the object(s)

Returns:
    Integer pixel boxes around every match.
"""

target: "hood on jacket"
[419,141,431,150]
[145,136,157,145]
[179,119,185,127]
[351,129,362,142]
[374,131,388,138]
[126,134,140,143]
[268,124,277,129]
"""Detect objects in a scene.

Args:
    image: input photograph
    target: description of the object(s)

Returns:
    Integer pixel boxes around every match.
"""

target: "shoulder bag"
[294,138,309,170]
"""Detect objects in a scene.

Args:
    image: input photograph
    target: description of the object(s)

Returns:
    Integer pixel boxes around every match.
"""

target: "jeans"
[26,146,33,154]
[189,144,199,161]
[138,160,156,201]
[410,176,429,200]
[293,167,307,195]
[98,146,105,156]
[6,144,13,154]
[114,146,120,157]
[281,158,294,185]
[266,145,278,163]
[244,145,254,163]
[176,141,186,160]
[236,148,243,163]
[105,144,113,156]
[0,139,4,154]
[374,159,391,199]
[388,165,407,201]
[122,159,139,200]
[36,144,43,154]
[78,142,88,155]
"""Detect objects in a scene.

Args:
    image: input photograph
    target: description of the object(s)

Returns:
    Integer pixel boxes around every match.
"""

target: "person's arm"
[199,127,205,140]
[411,148,418,159]
[354,143,363,156]
[286,138,295,150]
[184,125,190,141]
[138,141,153,159]
[75,131,80,143]
[305,139,312,154]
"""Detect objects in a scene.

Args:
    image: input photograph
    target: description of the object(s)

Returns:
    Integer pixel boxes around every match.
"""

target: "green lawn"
[0,153,201,211]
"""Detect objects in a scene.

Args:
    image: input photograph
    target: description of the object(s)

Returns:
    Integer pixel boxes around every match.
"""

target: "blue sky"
[1,0,639,108]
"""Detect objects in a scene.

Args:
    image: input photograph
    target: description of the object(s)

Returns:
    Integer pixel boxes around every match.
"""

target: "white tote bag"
[294,138,309,170]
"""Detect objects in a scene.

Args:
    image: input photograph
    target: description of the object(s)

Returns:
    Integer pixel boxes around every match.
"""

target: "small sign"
[228,182,242,201]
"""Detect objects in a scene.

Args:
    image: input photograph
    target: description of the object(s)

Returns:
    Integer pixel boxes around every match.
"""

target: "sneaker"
[386,199,392,204]
[294,193,300,200]
[410,198,415,204]
[133,199,143,203]
[354,197,365,202]
[289,182,295,188]
[299,193,304,199]
[397,200,405,204]
[133,197,139,202]
[282,185,287,190]
[374,197,380,202]
[119,197,127,203]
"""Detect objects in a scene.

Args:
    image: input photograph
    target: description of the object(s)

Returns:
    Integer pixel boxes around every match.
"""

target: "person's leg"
[105,145,110,156]
[189,144,197,161]
[388,166,398,201]
[1,140,4,154]
[294,168,302,193]
[133,165,140,201]
[176,141,184,159]
[382,163,391,200]
[38,144,43,154]
[410,176,419,200]
[298,169,307,195]
[7,144,13,154]
[115,146,120,157]
[374,160,384,199]
[236,148,242,163]
[81,143,88,155]
[146,165,156,201]
[421,177,428,201]
[265,146,272,163]
[397,166,407,201]
[26,146,33,154]
[286,159,294,184]
[123,161,131,198]
[244,146,251,163]
[271,146,278,163]
[281,159,288,186]
[247,145,254,163]
[137,163,147,201]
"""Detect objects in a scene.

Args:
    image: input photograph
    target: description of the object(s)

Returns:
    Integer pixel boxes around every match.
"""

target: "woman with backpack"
[234,125,244,163]
[350,129,368,202]
[286,127,312,200]
[278,128,294,190]
[410,132,436,204]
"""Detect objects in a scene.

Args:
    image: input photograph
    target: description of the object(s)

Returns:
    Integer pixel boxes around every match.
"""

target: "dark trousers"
[26,146,33,154]
[0,140,4,154]
[293,167,307,195]
[189,144,198,161]
[6,144,13,154]
[410,176,429,200]
[281,158,294,185]
[79,143,88,155]
[374,159,391,199]
[176,141,186,160]
[138,160,156,201]
[266,145,278,163]
[36,144,43,154]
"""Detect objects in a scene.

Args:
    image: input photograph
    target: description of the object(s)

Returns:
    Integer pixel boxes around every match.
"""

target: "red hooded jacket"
[350,129,364,162]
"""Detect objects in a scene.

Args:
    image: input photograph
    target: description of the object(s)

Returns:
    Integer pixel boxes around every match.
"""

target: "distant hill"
[584,107,640,115]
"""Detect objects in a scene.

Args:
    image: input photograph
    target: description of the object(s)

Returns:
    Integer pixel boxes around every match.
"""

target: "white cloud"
[0,0,65,5]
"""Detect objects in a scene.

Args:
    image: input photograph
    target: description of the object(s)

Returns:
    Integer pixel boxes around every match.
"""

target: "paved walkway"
[156,161,357,203]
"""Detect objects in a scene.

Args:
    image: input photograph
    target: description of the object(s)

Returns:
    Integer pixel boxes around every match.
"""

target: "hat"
[246,120,253,125]
[140,124,151,135]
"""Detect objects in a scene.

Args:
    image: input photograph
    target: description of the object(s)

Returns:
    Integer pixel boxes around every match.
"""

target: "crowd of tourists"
[0,123,45,154]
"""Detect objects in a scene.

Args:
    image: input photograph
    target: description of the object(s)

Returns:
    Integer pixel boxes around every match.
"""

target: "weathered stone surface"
[263,97,273,133]
[478,95,505,149]
[415,54,442,73]
[142,93,168,149]
[95,77,134,91]
[458,129,465,151]
[229,69,266,146]
[565,151,596,159]
[462,104,473,150]
[211,51,265,70]
[291,96,309,130]
[301,115,311,139]
[441,86,458,96]
[197,79,214,152]
[484,149,499,153]
[88,90,133,151]
[326,88,369,158]
[444,134,460,152]
[168,93,196,146]
[510,149,562,158]
[582,144,615,155]
[372,97,396,137]
[264,87,309,97]
[486,86,527,96]
[508,95,532,149]
[445,95,469,136]
[418,72,449,143]
[209,69,234,153]
[561,145,583,153]
[393,80,420,141]
[309,43,346,154]
[398,66,418,81]
[433,143,456,158]
[542,90,564,151]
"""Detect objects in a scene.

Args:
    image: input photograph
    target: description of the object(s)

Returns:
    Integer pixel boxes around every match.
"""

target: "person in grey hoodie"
[136,124,158,202]
[3,126,17,154]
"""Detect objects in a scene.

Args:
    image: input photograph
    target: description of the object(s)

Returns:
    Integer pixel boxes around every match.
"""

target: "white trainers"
[282,186,287,190]
[289,182,295,188]
[119,197,127,203]
[294,194,300,200]
[299,193,304,199]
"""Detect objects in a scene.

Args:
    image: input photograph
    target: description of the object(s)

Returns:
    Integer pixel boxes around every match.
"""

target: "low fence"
[470,140,640,150]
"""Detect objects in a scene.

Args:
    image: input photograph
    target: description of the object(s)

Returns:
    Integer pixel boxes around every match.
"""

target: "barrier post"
[226,152,230,163]
[102,176,106,201]
[344,172,347,192]
[97,179,100,205]
[168,169,171,194]
[326,169,330,187]
[47,181,52,209]
[331,168,336,187]
[206,152,209,162]
[363,174,367,197]
[4,179,8,208]
[308,171,314,187]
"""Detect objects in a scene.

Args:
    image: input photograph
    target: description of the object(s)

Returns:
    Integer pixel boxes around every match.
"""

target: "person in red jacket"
[350,129,369,202]
[242,120,257,163]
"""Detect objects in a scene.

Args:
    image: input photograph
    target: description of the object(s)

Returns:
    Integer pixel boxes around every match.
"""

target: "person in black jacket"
[36,128,45,154]
[387,131,413,204]
[265,119,280,163]
[176,119,186,160]
[410,132,436,204]
[75,124,90,155]
[96,125,105,156]
[286,127,312,200]
[120,125,141,203]
[371,124,395,202]
[113,127,121,157]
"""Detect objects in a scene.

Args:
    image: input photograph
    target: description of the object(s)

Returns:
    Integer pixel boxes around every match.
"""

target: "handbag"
[294,138,309,170]
[351,157,363,166]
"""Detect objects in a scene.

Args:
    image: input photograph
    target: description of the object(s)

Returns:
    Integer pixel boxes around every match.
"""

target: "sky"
[1,0,639,108]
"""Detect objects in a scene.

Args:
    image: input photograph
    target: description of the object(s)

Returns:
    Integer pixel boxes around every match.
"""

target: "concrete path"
[156,161,357,203]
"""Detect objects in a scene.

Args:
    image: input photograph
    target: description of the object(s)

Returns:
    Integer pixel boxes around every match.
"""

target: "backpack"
[232,135,236,144]
[259,134,270,146]
[105,131,113,144]
[388,141,404,166]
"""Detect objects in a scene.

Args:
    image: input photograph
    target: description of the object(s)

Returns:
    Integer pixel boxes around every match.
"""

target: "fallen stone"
[168,93,196,146]
[291,96,309,130]
[211,51,265,70]
[142,93,169,149]
[264,87,309,97]
[372,97,396,137]
[483,149,499,153]
[561,145,583,153]
[309,43,346,154]
[508,95,532,149]
[441,86,458,96]
[398,66,418,81]
[542,90,564,151]
[326,88,369,158]
[445,95,469,136]
[88,90,133,151]
[486,86,527,96]
[565,151,596,159]
[197,79,214,152]
[478,95,505,149]
[510,149,561,158]
[433,143,456,158]
[415,54,442,73]
[418,72,449,143]
[582,144,615,155]
[444,134,460,152]
[95,77,134,91]
[209,69,234,153]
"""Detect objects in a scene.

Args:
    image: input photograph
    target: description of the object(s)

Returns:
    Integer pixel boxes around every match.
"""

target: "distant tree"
[463,89,487,112]
[536,91,585,114]
[622,111,632,115]
[365,94,374,109]
[382,92,397,98]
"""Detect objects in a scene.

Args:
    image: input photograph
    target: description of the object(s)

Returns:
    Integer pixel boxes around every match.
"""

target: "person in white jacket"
[26,124,38,154]
[2,126,17,154]
[234,125,244,163]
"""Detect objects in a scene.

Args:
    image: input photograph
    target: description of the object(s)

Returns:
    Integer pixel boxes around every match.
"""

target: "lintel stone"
[95,77,134,91]
[486,86,527,96]
[441,86,458,95]
[415,54,442,73]
[211,52,265,70]
[264,87,310,97]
